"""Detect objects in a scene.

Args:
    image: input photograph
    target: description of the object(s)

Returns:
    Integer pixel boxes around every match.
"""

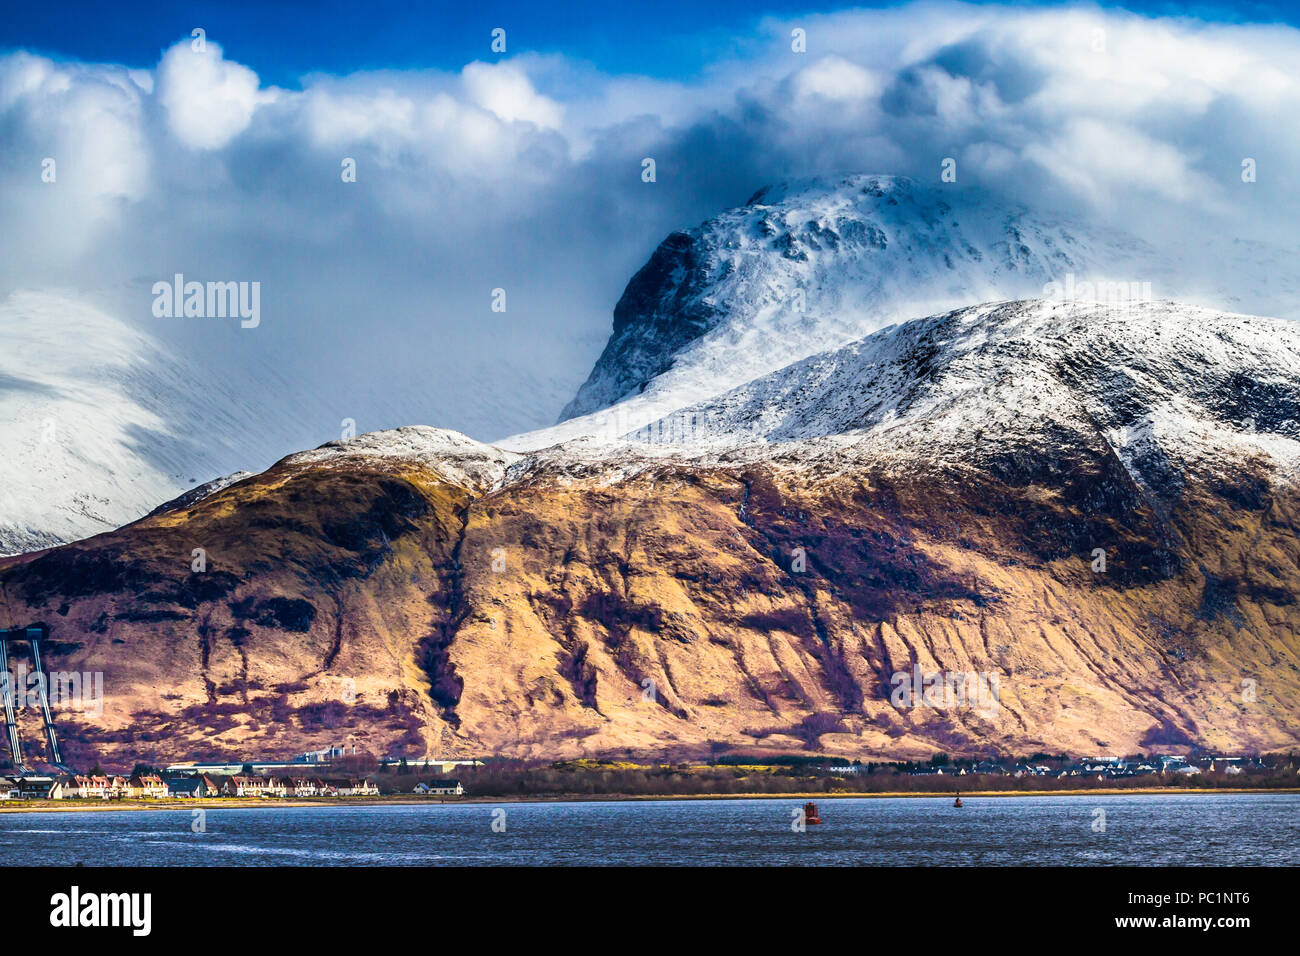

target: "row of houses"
[216,775,380,797]
[906,754,1260,778]
[1050,755,1250,778]
[0,774,170,800]
[0,773,380,800]
[910,762,1183,779]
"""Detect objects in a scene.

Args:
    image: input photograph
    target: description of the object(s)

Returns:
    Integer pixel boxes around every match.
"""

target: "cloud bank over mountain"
[2,2,1299,447]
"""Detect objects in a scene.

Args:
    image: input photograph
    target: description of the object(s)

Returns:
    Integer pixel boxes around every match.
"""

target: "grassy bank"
[365,757,1300,800]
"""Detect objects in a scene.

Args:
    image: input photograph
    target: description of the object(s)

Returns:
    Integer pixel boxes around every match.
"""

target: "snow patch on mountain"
[146,471,256,519]
[627,299,1300,490]
[282,425,519,492]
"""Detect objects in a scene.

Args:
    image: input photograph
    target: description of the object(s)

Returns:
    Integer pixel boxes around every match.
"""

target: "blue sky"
[3,1,1297,85]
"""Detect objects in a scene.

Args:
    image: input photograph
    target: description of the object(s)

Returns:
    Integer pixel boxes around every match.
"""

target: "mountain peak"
[743,172,916,207]
[538,172,1157,449]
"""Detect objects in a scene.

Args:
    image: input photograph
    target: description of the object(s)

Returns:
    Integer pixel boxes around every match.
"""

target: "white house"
[127,774,169,799]
[320,778,380,796]
[416,779,464,796]
[222,775,276,797]
[284,778,321,797]
[60,775,111,799]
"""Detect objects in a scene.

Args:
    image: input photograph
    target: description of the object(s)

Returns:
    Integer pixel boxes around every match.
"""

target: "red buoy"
[803,801,822,825]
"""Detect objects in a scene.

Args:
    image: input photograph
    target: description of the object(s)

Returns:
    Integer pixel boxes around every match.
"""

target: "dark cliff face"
[610,233,706,337]
[561,230,721,421]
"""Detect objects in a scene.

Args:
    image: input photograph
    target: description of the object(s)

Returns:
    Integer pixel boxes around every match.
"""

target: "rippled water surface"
[1,793,1296,865]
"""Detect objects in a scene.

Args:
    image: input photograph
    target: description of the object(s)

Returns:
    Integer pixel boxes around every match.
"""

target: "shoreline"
[2,786,1296,813]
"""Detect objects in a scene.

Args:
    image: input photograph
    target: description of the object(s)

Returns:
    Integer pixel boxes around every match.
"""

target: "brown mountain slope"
[1,422,1297,769]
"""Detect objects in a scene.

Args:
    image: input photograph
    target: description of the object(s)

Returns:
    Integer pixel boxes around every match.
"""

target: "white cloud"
[0,52,148,261]
[791,55,878,102]
[1026,118,1223,208]
[303,86,417,147]
[0,52,147,201]
[157,39,275,149]
[461,60,564,129]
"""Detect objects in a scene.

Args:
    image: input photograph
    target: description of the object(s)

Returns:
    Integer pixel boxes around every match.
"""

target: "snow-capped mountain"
[6,168,1300,763]
[506,173,1300,452]
[559,174,1145,418]
[7,299,1300,764]
[630,299,1300,485]
[9,173,1300,561]
[274,425,518,492]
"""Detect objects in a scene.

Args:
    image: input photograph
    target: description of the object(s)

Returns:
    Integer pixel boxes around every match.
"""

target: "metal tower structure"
[0,633,28,773]
[0,624,72,774]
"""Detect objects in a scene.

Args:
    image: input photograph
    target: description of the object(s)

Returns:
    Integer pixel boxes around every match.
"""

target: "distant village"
[2,746,1291,803]
[859,753,1270,779]
[0,745,477,802]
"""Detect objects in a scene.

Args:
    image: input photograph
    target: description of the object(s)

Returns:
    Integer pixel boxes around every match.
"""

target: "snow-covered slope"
[0,292,305,556]
[629,298,1300,488]
[278,425,519,492]
[505,173,1300,452]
